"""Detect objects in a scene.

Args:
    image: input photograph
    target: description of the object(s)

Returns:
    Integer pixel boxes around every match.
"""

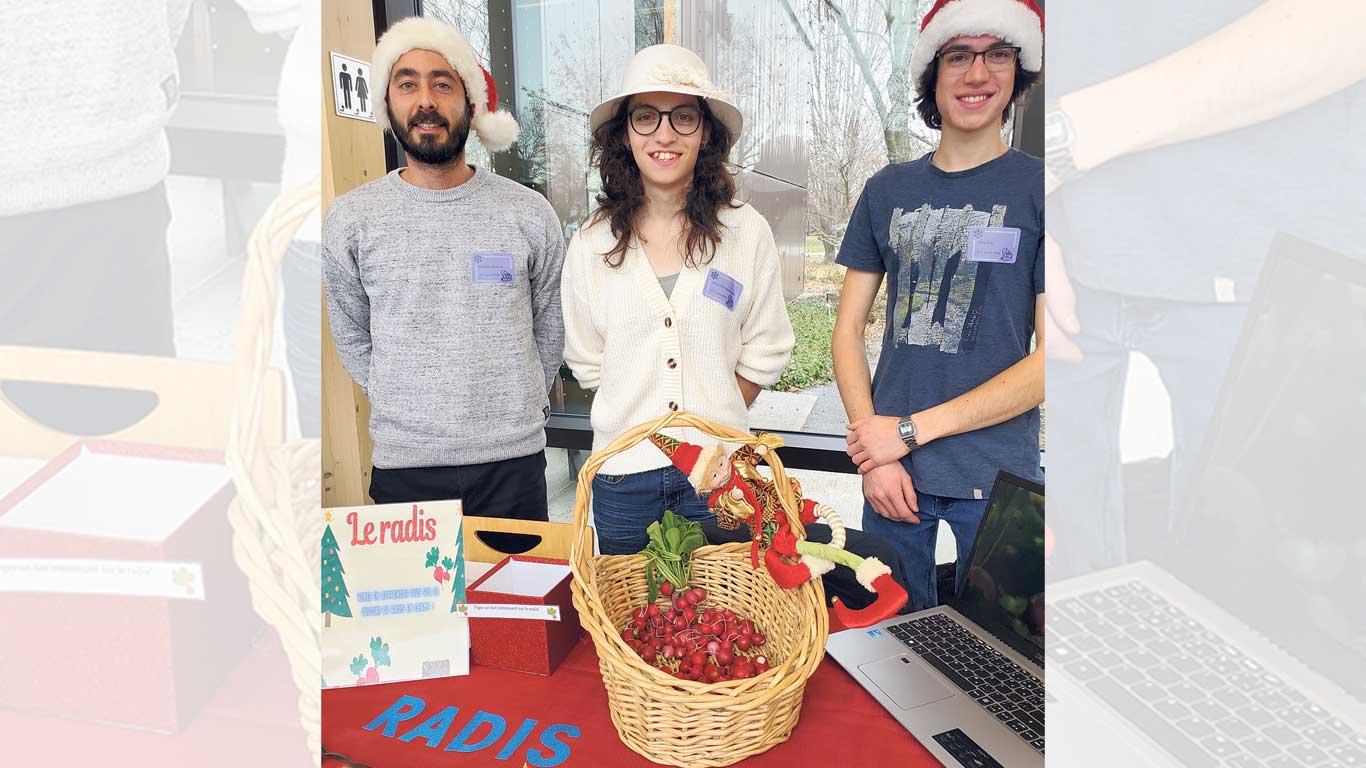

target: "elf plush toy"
[647,433,907,628]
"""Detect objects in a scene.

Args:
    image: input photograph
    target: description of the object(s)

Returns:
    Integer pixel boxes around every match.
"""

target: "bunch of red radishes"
[620,580,771,684]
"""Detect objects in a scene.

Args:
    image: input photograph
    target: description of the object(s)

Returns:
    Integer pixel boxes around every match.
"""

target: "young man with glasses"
[833,0,1045,611]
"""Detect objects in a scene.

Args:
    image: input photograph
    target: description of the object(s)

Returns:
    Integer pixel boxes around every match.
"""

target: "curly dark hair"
[587,97,739,268]
[914,55,1041,131]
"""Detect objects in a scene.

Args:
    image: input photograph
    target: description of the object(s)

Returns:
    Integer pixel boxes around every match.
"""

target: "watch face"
[1045,112,1072,151]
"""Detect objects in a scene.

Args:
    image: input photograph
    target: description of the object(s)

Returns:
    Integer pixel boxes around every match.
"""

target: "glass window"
[419,0,1032,448]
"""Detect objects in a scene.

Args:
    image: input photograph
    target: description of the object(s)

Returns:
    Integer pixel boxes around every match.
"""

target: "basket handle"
[569,411,806,576]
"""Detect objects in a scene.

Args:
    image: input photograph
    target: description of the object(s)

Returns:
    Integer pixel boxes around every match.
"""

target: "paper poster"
[321,500,468,688]
[330,51,376,123]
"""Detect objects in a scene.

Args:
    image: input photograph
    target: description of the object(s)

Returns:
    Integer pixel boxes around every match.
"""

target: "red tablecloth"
[0,619,939,767]
[322,632,940,767]
[0,632,314,767]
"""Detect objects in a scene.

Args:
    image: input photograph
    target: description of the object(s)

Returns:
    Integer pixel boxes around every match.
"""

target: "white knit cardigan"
[561,202,795,475]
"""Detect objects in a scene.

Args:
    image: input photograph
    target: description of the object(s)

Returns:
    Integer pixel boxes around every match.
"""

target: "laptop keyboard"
[888,612,1046,753]
[1051,579,1366,768]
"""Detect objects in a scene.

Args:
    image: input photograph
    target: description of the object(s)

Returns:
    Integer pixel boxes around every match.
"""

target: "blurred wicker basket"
[226,180,324,761]
[569,411,829,767]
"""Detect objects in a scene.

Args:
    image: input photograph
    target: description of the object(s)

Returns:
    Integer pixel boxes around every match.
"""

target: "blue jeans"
[282,239,322,438]
[595,467,915,611]
[591,466,714,555]
[862,492,988,612]
[1047,288,1247,580]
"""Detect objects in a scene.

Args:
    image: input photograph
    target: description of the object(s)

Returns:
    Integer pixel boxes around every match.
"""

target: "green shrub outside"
[774,298,836,392]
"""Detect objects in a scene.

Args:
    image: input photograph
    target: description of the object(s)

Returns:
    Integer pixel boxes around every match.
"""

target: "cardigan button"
[666,358,676,369]
[668,401,678,411]
[664,317,672,328]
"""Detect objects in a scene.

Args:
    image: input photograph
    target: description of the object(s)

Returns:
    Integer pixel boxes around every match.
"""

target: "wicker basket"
[569,411,829,767]
[226,179,325,761]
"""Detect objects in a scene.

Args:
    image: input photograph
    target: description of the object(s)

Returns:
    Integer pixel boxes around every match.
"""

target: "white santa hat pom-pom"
[474,109,520,153]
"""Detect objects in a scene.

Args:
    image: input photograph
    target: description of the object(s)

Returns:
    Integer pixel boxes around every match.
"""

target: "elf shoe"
[830,559,908,628]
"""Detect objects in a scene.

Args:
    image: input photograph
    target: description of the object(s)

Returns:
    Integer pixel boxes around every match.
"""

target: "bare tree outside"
[778,0,938,268]
[782,0,938,163]
[802,6,901,256]
[635,0,667,48]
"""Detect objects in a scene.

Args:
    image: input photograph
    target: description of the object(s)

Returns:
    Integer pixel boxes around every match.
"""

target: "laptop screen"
[953,472,1046,667]
[1176,235,1366,701]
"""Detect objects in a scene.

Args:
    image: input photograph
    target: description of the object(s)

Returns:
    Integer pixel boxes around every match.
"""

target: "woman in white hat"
[560,45,794,555]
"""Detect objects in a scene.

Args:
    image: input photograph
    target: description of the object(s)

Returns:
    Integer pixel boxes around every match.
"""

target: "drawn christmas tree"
[321,516,352,628]
[450,525,467,611]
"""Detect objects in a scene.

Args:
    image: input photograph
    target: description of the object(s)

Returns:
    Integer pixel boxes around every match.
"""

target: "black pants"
[0,184,175,433]
[370,451,549,551]
[699,520,910,613]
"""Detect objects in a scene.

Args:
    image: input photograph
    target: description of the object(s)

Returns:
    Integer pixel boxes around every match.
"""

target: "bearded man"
[322,17,565,522]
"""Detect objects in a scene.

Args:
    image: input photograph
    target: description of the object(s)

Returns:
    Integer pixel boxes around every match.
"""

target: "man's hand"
[863,462,921,524]
[1045,229,1083,361]
[847,415,911,473]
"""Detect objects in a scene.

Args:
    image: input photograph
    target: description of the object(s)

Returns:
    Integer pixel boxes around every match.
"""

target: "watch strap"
[1045,100,1085,185]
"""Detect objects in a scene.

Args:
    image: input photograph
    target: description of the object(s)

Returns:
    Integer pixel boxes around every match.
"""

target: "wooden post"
[664,0,678,44]
[321,0,386,507]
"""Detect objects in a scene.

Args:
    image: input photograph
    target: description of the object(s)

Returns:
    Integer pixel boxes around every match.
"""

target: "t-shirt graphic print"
[890,202,1007,354]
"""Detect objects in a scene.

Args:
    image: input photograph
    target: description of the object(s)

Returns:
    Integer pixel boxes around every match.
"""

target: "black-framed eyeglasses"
[628,105,703,136]
[936,46,1020,74]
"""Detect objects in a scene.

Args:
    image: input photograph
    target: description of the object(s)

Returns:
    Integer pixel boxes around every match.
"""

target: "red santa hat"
[371,16,519,152]
[647,433,727,492]
[909,0,1044,93]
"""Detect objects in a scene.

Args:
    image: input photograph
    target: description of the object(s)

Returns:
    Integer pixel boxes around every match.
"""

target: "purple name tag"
[966,226,1021,264]
[702,268,743,311]
[471,251,516,284]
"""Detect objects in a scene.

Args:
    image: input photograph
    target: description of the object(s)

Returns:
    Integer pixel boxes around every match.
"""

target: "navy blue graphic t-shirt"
[837,149,1043,499]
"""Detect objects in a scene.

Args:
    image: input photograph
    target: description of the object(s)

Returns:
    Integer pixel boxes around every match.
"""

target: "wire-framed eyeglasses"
[936,46,1021,74]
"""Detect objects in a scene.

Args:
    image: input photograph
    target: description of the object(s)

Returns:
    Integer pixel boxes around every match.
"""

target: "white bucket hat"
[589,45,743,145]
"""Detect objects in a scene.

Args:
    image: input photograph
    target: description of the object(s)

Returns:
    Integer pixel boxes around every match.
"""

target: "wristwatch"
[897,416,921,451]
[1044,100,1084,185]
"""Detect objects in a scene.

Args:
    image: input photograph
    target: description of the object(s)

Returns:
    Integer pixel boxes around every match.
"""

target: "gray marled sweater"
[322,168,565,468]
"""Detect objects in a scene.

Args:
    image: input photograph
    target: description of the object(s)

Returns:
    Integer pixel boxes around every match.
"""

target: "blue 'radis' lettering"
[444,710,506,752]
[527,724,581,767]
[362,695,424,737]
[398,706,459,747]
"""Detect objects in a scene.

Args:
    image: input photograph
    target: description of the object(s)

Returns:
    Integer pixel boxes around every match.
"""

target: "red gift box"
[465,555,581,676]
[0,440,260,732]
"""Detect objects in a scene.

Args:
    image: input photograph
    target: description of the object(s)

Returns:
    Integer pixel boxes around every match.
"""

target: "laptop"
[1046,235,1366,767]
[827,471,1046,767]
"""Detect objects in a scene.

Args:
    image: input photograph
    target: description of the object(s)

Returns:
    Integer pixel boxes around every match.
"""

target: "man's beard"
[389,106,471,165]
